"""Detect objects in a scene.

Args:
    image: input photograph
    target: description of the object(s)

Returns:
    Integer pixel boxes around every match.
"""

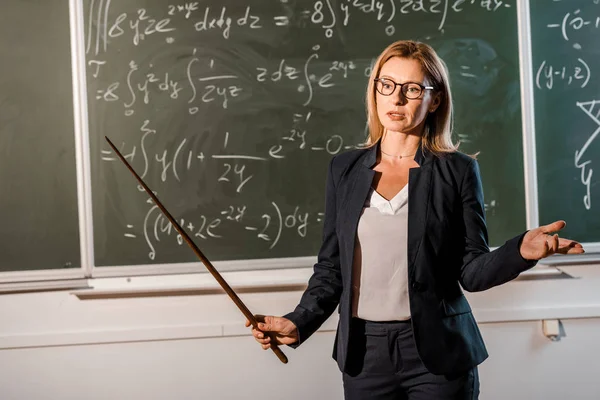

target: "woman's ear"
[429,92,441,113]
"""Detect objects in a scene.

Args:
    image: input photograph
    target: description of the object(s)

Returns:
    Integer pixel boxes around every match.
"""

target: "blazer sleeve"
[282,156,343,347]
[459,158,537,292]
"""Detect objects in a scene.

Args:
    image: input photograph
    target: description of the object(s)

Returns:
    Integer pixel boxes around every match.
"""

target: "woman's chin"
[383,124,413,135]
[382,121,427,137]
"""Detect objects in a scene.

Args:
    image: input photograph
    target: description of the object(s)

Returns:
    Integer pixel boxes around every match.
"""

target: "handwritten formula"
[533,0,599,212]
[85,0,520,264]
[531,0,600,243]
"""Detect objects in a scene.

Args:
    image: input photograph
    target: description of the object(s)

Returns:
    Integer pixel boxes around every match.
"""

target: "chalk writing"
[84,0,524,264]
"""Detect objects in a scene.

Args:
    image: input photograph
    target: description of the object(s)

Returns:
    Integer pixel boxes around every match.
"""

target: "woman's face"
[375,57,440,136]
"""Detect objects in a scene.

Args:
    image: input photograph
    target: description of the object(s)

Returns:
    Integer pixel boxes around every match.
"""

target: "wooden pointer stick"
[105,136,288,364]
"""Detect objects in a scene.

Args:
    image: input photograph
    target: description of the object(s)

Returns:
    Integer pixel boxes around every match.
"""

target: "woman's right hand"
[245,315,299,350]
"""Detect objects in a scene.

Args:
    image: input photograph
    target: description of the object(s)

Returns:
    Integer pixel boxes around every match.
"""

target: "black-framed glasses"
[374,78,434,99]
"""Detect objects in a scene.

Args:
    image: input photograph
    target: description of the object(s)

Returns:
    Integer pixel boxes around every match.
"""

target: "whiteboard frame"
[72,0,95,280]
[517,0,539,232]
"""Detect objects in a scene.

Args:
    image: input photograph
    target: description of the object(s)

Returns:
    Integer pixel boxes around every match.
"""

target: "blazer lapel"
[407,145,434,274]
[340,145,377,282]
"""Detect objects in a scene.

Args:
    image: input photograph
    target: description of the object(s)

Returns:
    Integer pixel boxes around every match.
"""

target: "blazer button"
[412,281,424,292]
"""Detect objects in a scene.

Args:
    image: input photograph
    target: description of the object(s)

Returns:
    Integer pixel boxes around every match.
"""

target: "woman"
[245,40,584,399]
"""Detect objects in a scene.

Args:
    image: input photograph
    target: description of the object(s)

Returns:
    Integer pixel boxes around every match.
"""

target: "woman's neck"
[379,130,421,159]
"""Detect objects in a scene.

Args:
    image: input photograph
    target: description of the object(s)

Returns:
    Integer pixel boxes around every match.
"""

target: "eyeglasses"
[374,78,434,99]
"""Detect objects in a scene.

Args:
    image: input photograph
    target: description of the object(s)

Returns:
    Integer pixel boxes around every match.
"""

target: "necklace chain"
[380,148,416,159]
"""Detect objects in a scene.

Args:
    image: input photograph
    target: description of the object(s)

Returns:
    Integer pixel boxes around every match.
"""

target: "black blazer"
[284,142,537,375]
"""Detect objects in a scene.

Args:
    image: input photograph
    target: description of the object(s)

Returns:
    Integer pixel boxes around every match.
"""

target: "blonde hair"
[365,40,459,155]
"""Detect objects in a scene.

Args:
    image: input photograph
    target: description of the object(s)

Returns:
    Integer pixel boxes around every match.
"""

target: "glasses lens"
[403,83,423,99]
[376,78,394,95]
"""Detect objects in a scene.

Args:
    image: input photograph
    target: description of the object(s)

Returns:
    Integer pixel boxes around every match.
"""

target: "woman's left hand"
[519,220,585,261]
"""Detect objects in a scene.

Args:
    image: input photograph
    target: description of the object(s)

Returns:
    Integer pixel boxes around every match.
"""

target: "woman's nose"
[393,91,408,105]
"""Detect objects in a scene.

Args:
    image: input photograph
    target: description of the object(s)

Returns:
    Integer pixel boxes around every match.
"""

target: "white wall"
[2,264,600,399]
[2,319,599,400]
[479,319,600,400]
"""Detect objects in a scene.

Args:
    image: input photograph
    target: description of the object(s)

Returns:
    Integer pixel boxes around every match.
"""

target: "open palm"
[519,220,584,261]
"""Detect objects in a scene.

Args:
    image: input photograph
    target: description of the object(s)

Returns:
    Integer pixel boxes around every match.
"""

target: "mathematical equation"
[536,0,599,211]
[535,58,591,90]
[84,0,526,263]
[86,0,513,53]
[546,6,600,50]
[575,99,600,211]
[126,200,323,260]
[101,118,357,190]
[91,47,365,113]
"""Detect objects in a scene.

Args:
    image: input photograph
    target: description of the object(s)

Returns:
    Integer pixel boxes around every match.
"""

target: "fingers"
[540,220,566,234]
[245,315,277,350]
[250,314,272,331]
[542,233,559,255]
[550,233,559,253]
[252,328,271,344]
[245,314,268,330]
[249,324,272,347]
[557,238,585,255]
[562,239,584,248]
[245,315,296,349]
[543,236,550,256]
[558,238,583,249]
[258,322,269,332]
[257,315,277,332]
[565,246,586,255]
[248,315,275,341]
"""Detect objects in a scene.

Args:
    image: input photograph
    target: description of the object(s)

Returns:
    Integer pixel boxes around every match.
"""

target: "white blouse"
[351,184,411,321]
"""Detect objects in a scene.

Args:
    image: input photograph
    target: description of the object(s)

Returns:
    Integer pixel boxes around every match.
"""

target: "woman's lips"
[387,111,405,120]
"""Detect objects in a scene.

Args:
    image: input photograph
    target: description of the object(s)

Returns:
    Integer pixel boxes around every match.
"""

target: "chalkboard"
[531,0,600,243]
[85,0,527,267]
[0,1,80,272]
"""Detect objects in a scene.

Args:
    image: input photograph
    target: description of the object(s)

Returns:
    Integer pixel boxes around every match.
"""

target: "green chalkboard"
[85,0,527,267]
[0,0,80,272]
[531,0,600,242]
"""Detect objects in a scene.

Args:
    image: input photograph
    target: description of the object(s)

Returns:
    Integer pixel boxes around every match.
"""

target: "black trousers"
[343,318,479,400]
